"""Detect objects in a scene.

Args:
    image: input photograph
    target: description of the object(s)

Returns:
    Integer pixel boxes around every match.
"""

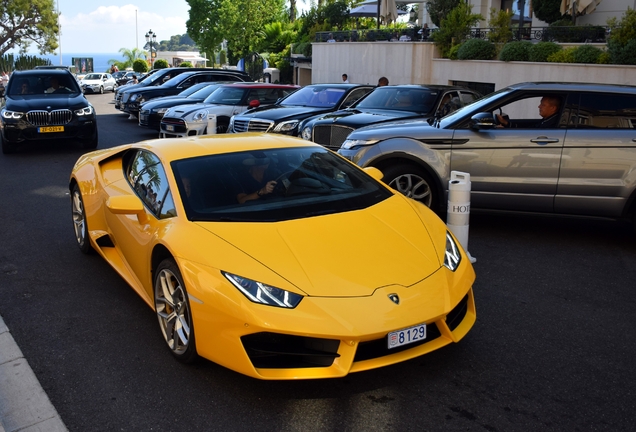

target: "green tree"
[154,58,169,69]
[533,0,564,24]
[0,0,59,55]
[426,0,461,27]
[132,58,149,73]
[431,2,483,58]
[607,7,636,65]
[487,8,514,48]
[110,47,147,70]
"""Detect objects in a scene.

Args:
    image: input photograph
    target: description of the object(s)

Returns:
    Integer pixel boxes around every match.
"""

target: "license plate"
[388,323,426,349]
[39,126,64,133]
[166,125,174,132]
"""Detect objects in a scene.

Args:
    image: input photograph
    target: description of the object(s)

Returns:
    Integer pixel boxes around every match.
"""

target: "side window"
[569,93,636,129]
[255,89,279,105]
[459,91,479,105]
[342,88,371,107]
[438,91,461,117]
[126,150,175,219]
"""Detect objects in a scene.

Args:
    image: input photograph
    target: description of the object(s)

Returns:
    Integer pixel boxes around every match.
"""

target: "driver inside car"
[45,77,70,93]
[496,96,561,128]
[236,155,278,204]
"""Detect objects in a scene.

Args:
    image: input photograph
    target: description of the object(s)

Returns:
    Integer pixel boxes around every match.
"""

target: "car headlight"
[223,272,303,308]
[75,106,94,116]
[443,231,462,272]
[156,107,169,114]
[192,110,208,122]
[1,109,24,119]
[301,126,312,140]
[273,120,298,133]
[341,139,380,150]
[130,93,143,102]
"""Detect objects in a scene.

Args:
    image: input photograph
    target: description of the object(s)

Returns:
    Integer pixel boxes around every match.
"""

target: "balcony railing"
[316,26,610,44]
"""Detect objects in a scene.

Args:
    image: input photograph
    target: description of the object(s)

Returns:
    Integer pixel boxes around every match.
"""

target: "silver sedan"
[80,73,117,94]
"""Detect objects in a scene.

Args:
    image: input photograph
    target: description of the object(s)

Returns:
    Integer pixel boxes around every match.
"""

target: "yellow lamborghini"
[69,133,476,380]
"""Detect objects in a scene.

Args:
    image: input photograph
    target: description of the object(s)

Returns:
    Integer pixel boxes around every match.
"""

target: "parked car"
[338,82,636,228]
[112,71,137,86]
[229,83,375,136]
[69,133,475,378]
[115,67,250,112]
[1,69,97,154]
[160,83,300,137]
[138,82,235,131]
[118,70,251,117]
[80,72,118,93]
[299,84,481,151]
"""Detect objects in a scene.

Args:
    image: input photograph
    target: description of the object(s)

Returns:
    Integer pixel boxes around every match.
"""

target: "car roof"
[130,133,318,162]
[12,69,74,77]
[380,84,477,91]
[220,83,299,89]
[505,81,636,93]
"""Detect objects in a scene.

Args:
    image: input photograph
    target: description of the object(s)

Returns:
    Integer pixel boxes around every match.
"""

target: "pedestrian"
[1,71,9,88]
[342,73,349,83]
[378,77,389,87]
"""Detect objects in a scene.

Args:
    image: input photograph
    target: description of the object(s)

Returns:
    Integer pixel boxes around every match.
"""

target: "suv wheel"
[381,164,437,211]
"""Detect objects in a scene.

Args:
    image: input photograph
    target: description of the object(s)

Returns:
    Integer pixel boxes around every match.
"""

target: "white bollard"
[447,171,476,263]
[206,114,217,135]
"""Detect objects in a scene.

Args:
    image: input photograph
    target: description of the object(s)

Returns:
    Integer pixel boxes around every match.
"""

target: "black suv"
[115,68,250,114]
[1,69,98,154]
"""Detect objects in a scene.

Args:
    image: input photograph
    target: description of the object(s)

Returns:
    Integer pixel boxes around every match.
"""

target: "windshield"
[171,146,393,222]
[180,83,220,98]
[355,87,439,114]
[8,74,81,96]
[280,86,346,108]
[203,86,247,105]
[84,74,102,80]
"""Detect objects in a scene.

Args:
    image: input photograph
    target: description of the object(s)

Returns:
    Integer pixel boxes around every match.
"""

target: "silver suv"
[338,82,636,228]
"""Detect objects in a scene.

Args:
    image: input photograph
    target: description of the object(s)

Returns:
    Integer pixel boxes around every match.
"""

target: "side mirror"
[106,195,147,223]
[470,112,497,130]
[248,99,260,108]
[363,166,384,182]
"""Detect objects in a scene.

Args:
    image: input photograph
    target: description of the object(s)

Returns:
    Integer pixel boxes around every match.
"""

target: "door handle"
[530,136,560,144]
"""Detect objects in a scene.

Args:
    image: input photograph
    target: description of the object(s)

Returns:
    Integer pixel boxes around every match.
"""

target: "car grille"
[161,117,186,126]
[352,294,469,363]
[313,124,354,150]
[241,333,340,369]
[26,110,73,126]
[232,118,273,133]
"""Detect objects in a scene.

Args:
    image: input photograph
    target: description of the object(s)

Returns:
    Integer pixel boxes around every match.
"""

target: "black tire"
[71,184,94,254]
[380,163,438,211]
[1,135,17,155]
[99,86,104,94]
[216,120,229,134]
[82,128,98,150]
[154,259,198,364]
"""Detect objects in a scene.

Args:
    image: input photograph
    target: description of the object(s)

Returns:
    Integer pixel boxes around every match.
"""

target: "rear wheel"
[381,164,438,211]
[99,85,104,94]
[154,259,198,363]
[71,184,93,254]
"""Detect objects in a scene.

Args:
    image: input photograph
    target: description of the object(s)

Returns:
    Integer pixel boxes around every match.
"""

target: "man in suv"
[338,82,636,229]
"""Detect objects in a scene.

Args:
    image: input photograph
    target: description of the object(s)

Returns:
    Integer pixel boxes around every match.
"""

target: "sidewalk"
[0,315,68,432]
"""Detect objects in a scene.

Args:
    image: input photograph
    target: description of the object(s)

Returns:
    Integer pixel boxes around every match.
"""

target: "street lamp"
[145,29,157,68]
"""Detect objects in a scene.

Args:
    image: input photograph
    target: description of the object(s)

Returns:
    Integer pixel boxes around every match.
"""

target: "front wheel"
[99,86,104,94]
[1,134,17,155]
[381,164,438,211]
[71,184,93,254]
[154,259,198,363]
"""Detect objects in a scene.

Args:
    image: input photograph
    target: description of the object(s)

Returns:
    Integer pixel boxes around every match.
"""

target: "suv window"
[565,93,636,129]
[126,150,176,218]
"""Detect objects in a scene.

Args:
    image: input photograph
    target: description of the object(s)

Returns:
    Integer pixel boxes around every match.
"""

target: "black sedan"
[0,69,97,154]
[229,84,375,136]
[298,85,481,151]
[138,82,234,130]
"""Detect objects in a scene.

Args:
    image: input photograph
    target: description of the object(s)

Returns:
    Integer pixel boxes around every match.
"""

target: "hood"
[6,94,90,111]
[347,117,437,140]
[313,109,424,128]
[197,196,441,297]
[240,105,330,122]
[143,97,194,110]
[171,103,236,118]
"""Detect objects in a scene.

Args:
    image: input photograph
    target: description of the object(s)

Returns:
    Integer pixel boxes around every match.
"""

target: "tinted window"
[564,93,636,129]
[356,88,438,113]
[171,146,393,222]
[281,86,347,108]
[126,150,176,218]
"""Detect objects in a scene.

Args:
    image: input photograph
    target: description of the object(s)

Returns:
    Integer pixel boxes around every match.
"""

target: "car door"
[450,93,566,212]
[103,150,177,300]
[555,91,636,217]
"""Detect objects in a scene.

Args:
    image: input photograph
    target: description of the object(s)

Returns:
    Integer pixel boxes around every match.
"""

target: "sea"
[35,53,123,73]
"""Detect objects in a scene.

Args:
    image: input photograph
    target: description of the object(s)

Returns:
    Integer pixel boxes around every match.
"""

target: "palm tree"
[109,47,148,70]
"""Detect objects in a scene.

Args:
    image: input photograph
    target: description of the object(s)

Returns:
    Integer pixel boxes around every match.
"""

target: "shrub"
[597,51,611,64]
[179,61,193,67]
[448,44,461,60]
[528,42,562,62]
[132,59,149,73]
[487,8,514,47]
[153,59,169,69]
[547,47,576,63]
[572,45,603,64]
[457,39,497,60]
[431,2,483,58]
[608,39,636,65]
[607,8,636,65]
[498,41,532,61]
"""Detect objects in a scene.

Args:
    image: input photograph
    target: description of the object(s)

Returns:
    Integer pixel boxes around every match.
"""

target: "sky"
[36,1,310,54]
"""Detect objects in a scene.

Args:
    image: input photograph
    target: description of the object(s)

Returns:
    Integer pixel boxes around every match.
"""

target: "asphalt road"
[1,93,635,432]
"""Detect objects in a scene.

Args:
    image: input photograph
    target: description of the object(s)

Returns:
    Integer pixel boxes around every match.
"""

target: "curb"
[0,315,68,432]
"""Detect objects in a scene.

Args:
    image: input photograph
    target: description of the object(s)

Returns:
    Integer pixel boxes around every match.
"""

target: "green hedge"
[457,39,497,60]
[499,41,533,61]
[528,42,562,62]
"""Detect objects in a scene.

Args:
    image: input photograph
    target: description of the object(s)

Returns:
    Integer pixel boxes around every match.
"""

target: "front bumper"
[138,110,164,130]
[1,117,97,144]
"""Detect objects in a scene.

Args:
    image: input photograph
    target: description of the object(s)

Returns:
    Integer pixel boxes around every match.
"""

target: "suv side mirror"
[248,99,260,108]
[470,112,497,130]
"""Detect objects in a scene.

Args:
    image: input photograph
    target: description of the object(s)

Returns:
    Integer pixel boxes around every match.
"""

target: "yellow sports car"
[69,133,476,380]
